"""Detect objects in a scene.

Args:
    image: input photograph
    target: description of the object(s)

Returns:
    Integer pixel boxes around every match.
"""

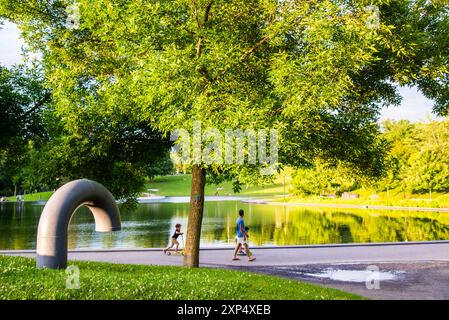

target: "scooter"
[165,235,185,256]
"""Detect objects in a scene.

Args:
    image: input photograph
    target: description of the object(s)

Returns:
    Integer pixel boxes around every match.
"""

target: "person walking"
[232,209,255,262]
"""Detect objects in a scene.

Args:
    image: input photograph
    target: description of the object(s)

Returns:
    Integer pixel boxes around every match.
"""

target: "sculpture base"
[36,254,67,269]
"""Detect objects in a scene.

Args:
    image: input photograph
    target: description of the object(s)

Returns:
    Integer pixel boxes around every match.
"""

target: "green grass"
[281,188,449,209]
[0,255,362,300]
[4,174,287,202]
[145,174,286,197]
[5,191,53,202]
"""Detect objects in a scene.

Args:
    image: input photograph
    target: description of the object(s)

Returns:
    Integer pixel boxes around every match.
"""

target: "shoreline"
[4,195,449,212]
[243,199,449,212]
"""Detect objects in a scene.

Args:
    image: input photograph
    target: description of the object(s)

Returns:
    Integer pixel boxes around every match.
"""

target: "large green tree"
[2,0,448,267]
[0,62,172,198]
[407,146,449,198]
[382,120,449,196]
[0,64,50,195]
[19,108,173,199]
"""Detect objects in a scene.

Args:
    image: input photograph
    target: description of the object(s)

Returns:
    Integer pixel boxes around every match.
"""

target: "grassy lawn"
[281,188,449,209]
[5,191,53,202]
[145,174,286,197]
[0,255,362,300]
[4,174,287,202]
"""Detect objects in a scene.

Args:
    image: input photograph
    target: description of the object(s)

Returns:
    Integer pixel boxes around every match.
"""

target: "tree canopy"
[2,1,447,173]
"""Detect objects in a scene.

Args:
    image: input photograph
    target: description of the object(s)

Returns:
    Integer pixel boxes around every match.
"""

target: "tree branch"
[195,1,214,64]
[212,35,272,81]
[240,36,271,61]
[19,92,51,121]
[204,1,213,24]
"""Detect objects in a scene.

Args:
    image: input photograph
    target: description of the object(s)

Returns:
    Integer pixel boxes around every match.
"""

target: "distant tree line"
[292,119,449,198]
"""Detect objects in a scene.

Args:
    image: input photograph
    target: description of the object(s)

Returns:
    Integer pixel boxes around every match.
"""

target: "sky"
[0,21,439,123]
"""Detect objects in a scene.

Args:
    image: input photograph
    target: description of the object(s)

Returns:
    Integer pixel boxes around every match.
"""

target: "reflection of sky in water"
[1,199,449,250]
[71,221,159,229]
[303,269,405,282]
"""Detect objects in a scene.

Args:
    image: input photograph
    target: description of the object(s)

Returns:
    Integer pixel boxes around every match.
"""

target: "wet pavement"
[224,261,449,300]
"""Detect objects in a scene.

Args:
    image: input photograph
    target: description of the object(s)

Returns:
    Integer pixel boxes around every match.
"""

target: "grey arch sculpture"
[36,179,121,269]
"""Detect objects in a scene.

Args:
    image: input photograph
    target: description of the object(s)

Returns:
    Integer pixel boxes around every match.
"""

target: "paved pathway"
[3,241,449,267]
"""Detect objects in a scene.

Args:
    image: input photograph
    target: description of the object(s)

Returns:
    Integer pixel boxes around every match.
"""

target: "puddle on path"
[301,268,405,282]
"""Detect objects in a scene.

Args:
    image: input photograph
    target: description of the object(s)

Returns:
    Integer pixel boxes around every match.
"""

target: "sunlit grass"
[6,191,53,202]
[0,255,362,300]
[4,173,289,202]
[281,189,449,209]
[145,174,286,197]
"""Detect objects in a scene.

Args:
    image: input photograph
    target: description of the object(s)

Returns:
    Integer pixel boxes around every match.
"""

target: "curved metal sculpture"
[36,179,121,269]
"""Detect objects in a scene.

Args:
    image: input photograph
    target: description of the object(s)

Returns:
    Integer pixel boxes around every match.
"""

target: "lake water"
[1,198,449,250]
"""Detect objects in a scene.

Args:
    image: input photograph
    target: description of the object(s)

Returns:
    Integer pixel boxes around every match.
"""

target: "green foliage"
[406,146,449,194]
[0,65,49,148]
[382,120,449,195]
[2,0,447,187]
[291,119,449,198]
[2,0,437,182]
[292,161,360,196]
[0,62,172,199]
[147,152,174,180]
[0,64,50,195]
[0,255,361,300]
[34,114,172,199]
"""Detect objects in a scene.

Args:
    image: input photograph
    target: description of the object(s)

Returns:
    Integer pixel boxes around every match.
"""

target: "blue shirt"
[236,217,245,238]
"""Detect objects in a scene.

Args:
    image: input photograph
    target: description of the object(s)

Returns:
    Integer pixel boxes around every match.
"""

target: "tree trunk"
[183,165,206,267]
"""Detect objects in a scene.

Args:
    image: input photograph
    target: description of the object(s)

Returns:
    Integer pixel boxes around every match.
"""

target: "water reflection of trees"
[2,202,449,249]
[0,203,40,250]
[219,207,449,246]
